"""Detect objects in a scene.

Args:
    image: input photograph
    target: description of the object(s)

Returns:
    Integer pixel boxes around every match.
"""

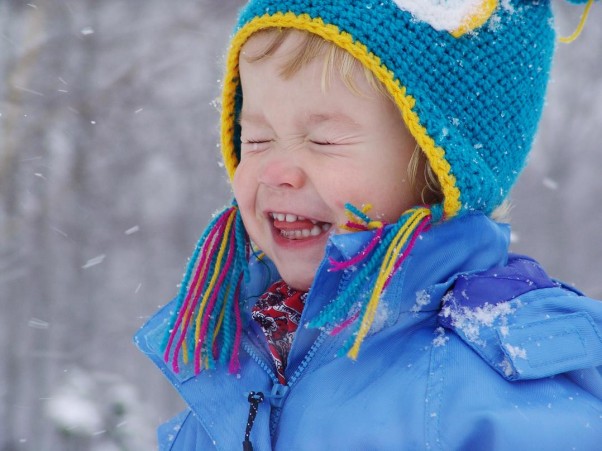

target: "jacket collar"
[247,212,511,318]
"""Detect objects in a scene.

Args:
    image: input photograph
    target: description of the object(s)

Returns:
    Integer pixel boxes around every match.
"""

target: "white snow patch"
[28,317,49,329]
[125,225,140,235]
[543,178,558,190]
[432,327,449,347]
[440,294,519,346]
[487,13,502,32]
[411,290,431,313]
[504,343,527,360]
[500,0,515,13]
[82,254,106,269]
[500,357,514,377]
[393,0,494,32]
[46,391,103,435]
[370,301,390,334]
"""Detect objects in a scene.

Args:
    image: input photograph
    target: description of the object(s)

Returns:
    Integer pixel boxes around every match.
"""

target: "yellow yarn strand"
[559,0,594,44]
[194,212,237,345]
[221,13,462,218]
[182,338,189,365]
[347,208,430,360]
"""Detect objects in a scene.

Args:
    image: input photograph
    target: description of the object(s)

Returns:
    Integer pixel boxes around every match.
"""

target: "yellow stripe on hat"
[451,0,499,38]
[221,12,462,218]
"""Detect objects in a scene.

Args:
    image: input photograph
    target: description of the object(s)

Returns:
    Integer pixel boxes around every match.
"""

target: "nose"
[258,154,306,189]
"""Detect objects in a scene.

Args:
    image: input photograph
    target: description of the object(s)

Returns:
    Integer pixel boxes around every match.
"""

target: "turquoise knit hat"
[220,0,595,218]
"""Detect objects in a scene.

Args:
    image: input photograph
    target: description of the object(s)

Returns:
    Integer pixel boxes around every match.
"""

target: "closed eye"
[310,140,338,146]
[242,139,271,144]
[240,139,272,155]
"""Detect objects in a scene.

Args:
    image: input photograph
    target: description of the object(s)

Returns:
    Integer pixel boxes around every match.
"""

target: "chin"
[279,270,315,292]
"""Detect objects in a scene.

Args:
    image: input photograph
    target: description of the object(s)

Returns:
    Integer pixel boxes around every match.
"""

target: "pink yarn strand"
[345,222,369,231]
[329,227,384,272]
[330,311,360,336]
[228,283,243,374]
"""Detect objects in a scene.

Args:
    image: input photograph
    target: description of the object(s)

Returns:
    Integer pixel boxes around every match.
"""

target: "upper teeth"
[272,213,315,224]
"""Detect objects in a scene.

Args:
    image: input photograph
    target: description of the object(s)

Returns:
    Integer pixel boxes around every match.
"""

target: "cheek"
[232,164,257,218]
[333,161,413,222]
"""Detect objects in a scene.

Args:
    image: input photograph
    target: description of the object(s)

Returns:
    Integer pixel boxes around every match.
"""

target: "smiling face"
[233,30,421,290]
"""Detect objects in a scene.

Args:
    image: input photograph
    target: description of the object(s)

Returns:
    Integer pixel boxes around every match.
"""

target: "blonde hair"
[242,28,444,206]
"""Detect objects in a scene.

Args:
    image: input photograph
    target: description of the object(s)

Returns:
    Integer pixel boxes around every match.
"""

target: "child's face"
[233,31,420,290]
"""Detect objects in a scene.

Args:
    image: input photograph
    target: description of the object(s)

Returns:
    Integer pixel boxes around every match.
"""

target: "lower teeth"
[280,223,330,239]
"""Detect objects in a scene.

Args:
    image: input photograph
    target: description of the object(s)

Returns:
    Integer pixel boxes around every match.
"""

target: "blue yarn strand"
[344,202,372,224]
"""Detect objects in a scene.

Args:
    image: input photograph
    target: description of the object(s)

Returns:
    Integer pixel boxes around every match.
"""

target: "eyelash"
[311,140,336,146]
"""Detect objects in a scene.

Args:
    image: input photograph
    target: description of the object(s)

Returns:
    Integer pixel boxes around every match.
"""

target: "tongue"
[273,219,321,230]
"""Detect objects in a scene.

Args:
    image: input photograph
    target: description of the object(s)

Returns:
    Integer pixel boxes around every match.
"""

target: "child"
[136,0,602,449]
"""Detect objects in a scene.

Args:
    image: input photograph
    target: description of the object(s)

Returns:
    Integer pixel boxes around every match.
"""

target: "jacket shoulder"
[439,254,602,380]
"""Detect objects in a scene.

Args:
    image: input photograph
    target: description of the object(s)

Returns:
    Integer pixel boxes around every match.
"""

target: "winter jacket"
[135,213,602,450]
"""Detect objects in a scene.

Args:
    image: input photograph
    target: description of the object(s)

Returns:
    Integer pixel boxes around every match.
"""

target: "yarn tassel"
[310,206,431,360]
[162,203,249,374]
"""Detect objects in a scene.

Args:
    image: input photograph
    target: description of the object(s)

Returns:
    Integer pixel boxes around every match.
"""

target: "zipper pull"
[269,383,290,408]
[243,391,264,451]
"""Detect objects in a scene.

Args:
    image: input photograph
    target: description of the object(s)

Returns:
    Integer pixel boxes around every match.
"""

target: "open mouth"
[270,212,332,240]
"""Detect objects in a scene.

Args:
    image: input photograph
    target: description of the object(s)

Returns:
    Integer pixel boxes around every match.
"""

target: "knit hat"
[222,0,594,218]
[162,0,595,374]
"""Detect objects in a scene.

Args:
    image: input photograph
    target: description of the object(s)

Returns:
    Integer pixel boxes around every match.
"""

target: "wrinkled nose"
[259,155,306,189]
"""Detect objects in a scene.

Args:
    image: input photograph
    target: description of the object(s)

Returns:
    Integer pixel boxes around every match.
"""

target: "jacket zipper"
[241,258,354,441]
[242,335,279,385]
[268,329,329,435]
[268,266,353,435]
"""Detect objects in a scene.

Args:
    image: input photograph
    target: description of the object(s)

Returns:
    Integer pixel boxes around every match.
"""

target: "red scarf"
[251,280,307,385]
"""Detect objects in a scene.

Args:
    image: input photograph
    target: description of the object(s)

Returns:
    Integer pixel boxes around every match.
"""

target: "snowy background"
[0,0,600,449]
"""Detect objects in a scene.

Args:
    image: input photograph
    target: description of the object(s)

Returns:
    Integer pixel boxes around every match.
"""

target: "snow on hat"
[161,0,596,374]
[221,0,594,218]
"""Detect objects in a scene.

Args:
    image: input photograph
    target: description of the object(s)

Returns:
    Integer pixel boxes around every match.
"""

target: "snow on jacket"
[135,213,602,450]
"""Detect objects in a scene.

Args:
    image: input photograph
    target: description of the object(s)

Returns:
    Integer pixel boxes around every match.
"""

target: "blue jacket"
[135,213,602,450]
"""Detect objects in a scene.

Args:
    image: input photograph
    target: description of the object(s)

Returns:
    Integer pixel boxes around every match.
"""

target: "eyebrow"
[238,110,266,125]
[307,113,359,128]
[238,111,361,128]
